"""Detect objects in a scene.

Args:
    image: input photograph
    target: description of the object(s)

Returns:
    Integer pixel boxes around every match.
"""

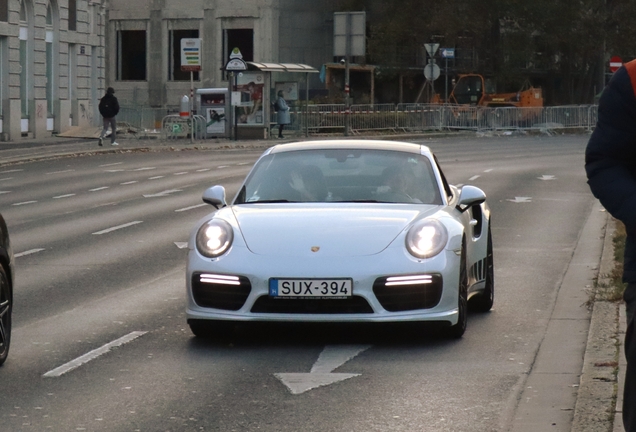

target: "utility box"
[196,88,230,138]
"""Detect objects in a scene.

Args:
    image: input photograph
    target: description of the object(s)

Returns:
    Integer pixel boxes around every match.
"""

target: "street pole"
[190,71,194,143]
[444,58,448,103]
[344,13,351,137]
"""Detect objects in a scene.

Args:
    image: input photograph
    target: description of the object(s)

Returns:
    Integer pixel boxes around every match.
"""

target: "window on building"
[68,0,76,31]
[117,30,147,81]
[169,29,199,81]
[0,0,8,22]
[223,29,253,80]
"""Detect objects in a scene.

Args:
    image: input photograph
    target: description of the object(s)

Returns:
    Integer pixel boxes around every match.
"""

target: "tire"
[0,265,12,366]
[188,319,234,340]
[446,242,468,339]
[470,226,494,313]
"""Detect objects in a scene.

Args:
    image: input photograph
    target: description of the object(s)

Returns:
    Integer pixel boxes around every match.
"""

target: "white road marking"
[148,176,164,180]
[469,175,481,181]
[143,189,182,198]
[275,345,371,395]
[100,162,123,167]
[0,169,23,173]
[104,169,125,173]
[92,221,143,235]
[238,162,250,166]
[121,181,138,185]
[43,331,147,378]
[0,178,13,181]
[15,248,45,258]
[13,201,37,206]
[217,166,228,169]
[174,242,188,249]
[46,169,74,175]
[175,203,207,212]
[173,172,188,175]
[53,194,76,199]
[484,169,494,172]
[196,169,210,172]
[89,187,109,192]
[134,167,156,171]
[538,175,556,180]
[0,191,11,194]
[507,197,533,203]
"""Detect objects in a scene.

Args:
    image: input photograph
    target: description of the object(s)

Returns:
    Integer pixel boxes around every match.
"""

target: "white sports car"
[186,140,493,338]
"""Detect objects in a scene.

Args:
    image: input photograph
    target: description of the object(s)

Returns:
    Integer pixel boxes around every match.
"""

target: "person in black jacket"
[98,87,120,146]
[585,58,636,432]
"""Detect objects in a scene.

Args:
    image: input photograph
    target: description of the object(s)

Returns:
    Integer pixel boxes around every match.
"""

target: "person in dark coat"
[585,58,636,432]
[98,87,120,146]
[275,90,290,139]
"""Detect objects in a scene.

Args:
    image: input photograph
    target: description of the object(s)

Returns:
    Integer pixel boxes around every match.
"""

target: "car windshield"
[234,149,443,205]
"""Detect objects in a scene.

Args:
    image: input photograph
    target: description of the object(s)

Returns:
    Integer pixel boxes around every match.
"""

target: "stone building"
[0,0,105,141]
[106,0,336,108]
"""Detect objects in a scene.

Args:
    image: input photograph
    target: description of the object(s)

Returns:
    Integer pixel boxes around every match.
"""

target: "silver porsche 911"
[186,140,493,338]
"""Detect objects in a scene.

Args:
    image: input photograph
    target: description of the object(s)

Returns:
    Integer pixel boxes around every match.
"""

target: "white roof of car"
[268,140,432,156]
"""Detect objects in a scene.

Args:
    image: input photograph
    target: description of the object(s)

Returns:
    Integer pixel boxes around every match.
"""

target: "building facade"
[0,0,105,141]
[106,0,336,109]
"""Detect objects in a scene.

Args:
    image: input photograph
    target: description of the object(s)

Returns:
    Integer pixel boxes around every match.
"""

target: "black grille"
[251,296,373,314]
[191,273,251,311]
[373,274,443,312]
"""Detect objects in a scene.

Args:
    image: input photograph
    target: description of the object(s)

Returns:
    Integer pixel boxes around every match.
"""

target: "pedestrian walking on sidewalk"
[275,91,290,139]
[98,87,120,146]
[586,58,636,432]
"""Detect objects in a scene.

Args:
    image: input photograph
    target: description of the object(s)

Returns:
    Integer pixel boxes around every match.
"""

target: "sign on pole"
[333,12,366,57]
[424,63,440,81]
[609,56,623,73]
[424,43,439,58]
[180,38,202,72]
[440,48,455,59]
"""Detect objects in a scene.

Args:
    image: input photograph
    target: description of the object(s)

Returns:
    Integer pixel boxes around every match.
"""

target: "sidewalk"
[0,132,626,432]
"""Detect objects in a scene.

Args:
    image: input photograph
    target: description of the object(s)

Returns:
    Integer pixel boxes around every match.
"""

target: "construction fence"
[118,104,599,139]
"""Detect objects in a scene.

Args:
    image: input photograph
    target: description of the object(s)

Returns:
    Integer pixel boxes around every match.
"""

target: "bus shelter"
[230,62,318,140]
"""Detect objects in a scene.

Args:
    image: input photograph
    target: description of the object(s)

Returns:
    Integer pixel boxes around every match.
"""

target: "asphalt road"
[0,134,601,431]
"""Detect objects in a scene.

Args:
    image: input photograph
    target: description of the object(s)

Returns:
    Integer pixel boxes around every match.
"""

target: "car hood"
[230,204,440,257]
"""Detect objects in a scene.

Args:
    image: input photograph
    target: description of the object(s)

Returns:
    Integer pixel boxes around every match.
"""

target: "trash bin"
[196,88,230,138]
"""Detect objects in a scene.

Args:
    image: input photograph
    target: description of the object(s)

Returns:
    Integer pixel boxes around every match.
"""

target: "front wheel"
[446,242,468,339]
[470,226,494,312]
[0,265,12,366]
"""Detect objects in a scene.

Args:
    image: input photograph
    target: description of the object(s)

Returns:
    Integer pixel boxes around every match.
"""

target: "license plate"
[269,278,353,299]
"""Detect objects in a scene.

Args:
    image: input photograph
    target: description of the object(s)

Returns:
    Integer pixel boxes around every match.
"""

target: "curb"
[572,212,622,431]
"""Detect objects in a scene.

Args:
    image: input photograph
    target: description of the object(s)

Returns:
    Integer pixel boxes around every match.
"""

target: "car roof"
[267,140,433,157]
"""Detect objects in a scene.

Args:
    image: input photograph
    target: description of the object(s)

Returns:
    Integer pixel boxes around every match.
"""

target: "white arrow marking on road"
[43,331,147,378]
[538,175,556,180]
[275,345,371,395]
[15,248,45,258]
[507,197,532,203]
[143,189,182,198]
[92,221,143,235]
[174,242,188,249]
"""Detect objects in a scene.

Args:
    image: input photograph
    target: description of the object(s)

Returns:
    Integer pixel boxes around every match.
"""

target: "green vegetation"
[595,219,627,303]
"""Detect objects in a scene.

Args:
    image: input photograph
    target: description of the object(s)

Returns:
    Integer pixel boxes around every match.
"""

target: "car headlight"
[196,219,234,258]
[405,219,448,258]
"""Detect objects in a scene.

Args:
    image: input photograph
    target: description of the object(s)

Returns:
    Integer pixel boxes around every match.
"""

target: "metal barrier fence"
[122,103,598,139]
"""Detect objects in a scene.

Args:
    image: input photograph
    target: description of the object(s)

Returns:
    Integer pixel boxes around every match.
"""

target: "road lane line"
[469,175,481,181]
[173,172,188,175]
[53,194,76,199]
[148,176,164,180]
[0,191,11,194]
[13,201,37,206]
[43,331,147,378]
[121,181,138,185]
[100,162,123,167]
[196,169,210,172]
[46,169,75,175]
[175,203,207,212]
[0,169,23,173]
[484,169,494,172]
[15,248,45,257]
[134,167,156,171]
[89,187,109,192]
[92,221,143,235]
[0,178,13,181]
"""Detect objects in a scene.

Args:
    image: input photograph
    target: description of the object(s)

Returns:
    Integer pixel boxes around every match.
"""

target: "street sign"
[609,56,623,73]
[441,48,455,59]
[225,58,247,71]
[424,43,439,58]
[424,63,440,80]
[333,12,366,56]
[180,38,201,72]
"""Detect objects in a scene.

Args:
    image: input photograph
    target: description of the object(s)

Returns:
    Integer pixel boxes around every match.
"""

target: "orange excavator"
[445,74,543,107]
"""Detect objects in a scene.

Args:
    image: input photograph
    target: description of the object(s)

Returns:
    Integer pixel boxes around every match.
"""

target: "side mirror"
[202,185,227,209]
[457,185,486,212]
